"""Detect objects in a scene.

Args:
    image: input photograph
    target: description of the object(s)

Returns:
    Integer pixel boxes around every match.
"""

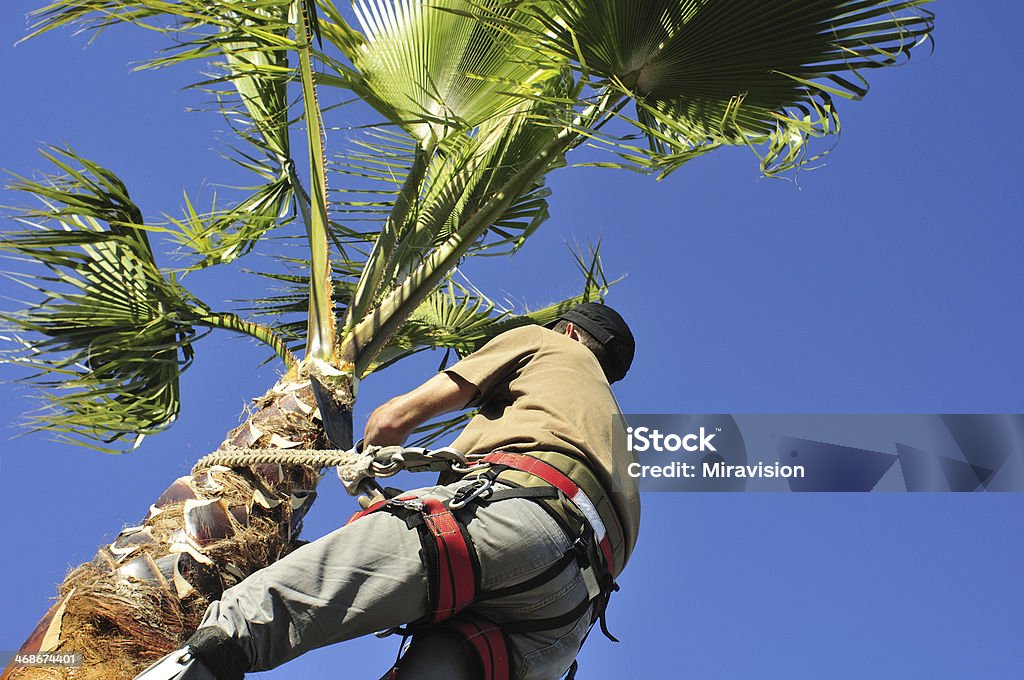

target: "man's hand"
[364,371,477,447]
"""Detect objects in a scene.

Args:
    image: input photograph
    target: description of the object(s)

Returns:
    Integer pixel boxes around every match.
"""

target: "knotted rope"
[191,445,476,496]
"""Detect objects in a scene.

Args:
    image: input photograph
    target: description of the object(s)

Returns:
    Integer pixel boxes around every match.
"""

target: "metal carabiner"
[449,453,488,475]
[448,476,494,509]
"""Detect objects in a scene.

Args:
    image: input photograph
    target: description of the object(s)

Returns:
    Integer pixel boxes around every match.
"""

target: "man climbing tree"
[137,303,638,680]
[1,2,935,678]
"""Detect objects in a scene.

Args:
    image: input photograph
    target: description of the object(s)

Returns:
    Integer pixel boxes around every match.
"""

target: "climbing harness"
[478,452,616,577]
[191,443,622,679]
[378,612,511,680]
[345,448,621,680]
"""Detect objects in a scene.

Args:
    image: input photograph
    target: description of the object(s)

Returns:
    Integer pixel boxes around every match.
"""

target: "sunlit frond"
[339,83,581,372]
[237,255,365,354]
[521,0,934,175]
[27,0,297,66]
[323,0,560,143]
[329,127,421,225]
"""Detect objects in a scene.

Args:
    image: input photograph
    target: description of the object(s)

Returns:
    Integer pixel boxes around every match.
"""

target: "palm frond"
[1,148,292,449]
[209,2,294,159]
[339,83,587,373]
[371,73,573,290]
[408,410,475,448]
[2,150,198,449]
[365,242,611,377]
[333,70,572,349]
[27,0,297,67]
[28,2,303,268]
[173,3,299,268]
[323,0,561,143]
[235,255,364,354]
[519,0,934,175]
[166,176,294,268]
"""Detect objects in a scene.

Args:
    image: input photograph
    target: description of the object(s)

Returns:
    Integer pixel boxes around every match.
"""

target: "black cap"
[555,302,635,383]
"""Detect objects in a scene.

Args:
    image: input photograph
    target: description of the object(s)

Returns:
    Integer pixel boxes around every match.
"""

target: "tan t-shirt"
[446,324,640,560]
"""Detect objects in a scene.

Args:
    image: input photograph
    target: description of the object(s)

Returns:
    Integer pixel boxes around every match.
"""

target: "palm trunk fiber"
[1,377,351,680]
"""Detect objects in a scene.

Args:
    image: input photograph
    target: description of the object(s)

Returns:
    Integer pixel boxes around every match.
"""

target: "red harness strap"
[348,453,616,618]
[346,495,478,625]
[420,497,476,623]
[480,452,617,577]
[379,614,510,680]
[446,614,510,680]
[345,498,391,525]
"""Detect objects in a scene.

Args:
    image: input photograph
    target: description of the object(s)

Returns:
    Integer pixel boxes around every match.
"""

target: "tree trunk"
[1,375,351,680]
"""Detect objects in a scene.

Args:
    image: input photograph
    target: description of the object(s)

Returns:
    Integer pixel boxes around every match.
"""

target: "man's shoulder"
[481,323,549,350]
[496,323,546,340]
[493,324,588,357]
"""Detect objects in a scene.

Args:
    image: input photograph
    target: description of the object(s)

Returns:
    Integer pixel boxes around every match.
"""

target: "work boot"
[134,628,248,680]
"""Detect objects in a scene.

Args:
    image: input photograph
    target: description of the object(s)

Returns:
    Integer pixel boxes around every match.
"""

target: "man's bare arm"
[363,371,477,446]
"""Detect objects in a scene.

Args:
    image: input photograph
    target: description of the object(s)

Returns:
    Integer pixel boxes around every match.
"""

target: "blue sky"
[1,2,1022,678]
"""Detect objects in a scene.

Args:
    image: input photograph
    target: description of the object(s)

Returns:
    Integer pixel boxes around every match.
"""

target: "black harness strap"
[499,596,594,635]
[477,550,579,602]
[482,485,560,503]
[456,471,621,642]
[352,470,618,671]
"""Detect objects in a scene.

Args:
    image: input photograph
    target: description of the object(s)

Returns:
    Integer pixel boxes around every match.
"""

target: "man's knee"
[392,634,478,680]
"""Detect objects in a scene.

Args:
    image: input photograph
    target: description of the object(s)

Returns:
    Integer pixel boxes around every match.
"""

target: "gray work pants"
[196,480,594,679]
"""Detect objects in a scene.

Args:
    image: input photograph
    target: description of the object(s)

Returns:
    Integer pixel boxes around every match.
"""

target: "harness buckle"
[570,535,591,567]
[448,477,494,509]
[580,564,602,601]
[387,497,425,513]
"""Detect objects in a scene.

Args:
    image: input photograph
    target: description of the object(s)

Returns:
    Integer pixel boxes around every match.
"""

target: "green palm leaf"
[237,255,366,354]
[372,242,610,369]
[27,0,295,55]
[409,76,573,265]
[29,1,303,268]
[1,148,292,450]
[168,1,297,267]
[520,0,934,175]
[339,89,578,373]
[324,0,560,143]
[2,150,198,449]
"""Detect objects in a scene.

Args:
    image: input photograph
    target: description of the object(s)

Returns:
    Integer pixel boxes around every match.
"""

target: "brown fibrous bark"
[2,379,342,680]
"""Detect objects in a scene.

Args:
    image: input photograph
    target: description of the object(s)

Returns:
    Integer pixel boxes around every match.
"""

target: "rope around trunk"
[192,448,361,473]
[191,445,476,497]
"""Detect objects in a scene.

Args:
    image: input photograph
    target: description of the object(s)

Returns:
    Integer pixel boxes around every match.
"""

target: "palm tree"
[1,1,933,678]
